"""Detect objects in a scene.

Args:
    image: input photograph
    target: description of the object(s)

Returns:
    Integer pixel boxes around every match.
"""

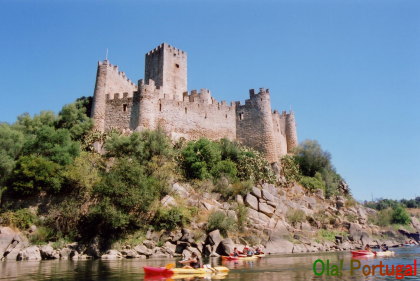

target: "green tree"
[10,155,63,195]
[294,140,331,177]
[13,111,56,135]
[55,97,93,141]
[22,126,80,166]
[0,124,25,184]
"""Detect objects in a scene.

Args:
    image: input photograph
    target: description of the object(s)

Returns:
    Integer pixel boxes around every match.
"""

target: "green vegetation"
[315,229,347,243]
[369,206,411,227]
[206,211,237,237]
[281,140,345,198]
[286,209,306,226]
[364,197,420,210]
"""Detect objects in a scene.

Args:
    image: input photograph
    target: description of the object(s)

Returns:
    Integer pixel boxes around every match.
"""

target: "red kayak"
[143,266,173,276]
[351,250,375,257]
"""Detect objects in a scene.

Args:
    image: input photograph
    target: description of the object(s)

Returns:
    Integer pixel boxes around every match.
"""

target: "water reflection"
[0,247,418,281]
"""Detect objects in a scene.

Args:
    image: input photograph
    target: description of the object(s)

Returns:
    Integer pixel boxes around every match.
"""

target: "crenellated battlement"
[146,42,187,57]
[92,43,298,163]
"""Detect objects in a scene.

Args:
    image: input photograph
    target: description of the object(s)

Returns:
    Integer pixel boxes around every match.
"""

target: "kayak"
[222,255,259,261]
[351,250,395,257]
[376,251,395,257]
[351,250,375,257]
[143,266,229,276]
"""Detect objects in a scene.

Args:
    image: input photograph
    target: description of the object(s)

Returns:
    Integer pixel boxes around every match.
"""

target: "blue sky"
[0,0,419,201]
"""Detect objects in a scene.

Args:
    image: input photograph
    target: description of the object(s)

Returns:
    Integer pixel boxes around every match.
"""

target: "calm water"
[1,247,418,281]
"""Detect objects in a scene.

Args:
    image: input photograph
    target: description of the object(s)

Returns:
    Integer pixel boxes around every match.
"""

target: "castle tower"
[145,43,187,101]
[286,112,298,152]
[91,60,110,132]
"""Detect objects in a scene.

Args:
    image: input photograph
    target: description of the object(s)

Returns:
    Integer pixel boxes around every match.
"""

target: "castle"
[91,43,298,163]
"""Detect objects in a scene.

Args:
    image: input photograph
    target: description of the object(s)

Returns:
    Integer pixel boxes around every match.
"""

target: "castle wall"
[236,89,279,163]
[138,83,236,140]
[104,92,137,131]
[286,112,298,152]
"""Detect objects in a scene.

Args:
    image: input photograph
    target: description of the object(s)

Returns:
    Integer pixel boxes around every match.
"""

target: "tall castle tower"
[145,43,187,101]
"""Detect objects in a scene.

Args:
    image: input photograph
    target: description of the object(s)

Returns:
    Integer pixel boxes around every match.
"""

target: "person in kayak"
[380,244,389,251]
[232,247,240,257]
[246,247,255,257]
[364,244,373,252]
[179,252,201,269]
[255,247,264,255]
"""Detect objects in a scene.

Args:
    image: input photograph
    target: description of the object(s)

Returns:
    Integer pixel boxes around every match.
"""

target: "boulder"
[134,245,152,256]
[101,250,123,260]
[161,195,177,207]
[216,238,235,256]
[265,238,294,254]
[143,240,156,249]
[172,183,189,197]
[251,187,262,198]
[236,194,244,205]
[261,189,276,203]
[259,202,275,217]
[163,241,176,256]
[121,249,139,258]
[5,237,29,261]
[18,246,41,261]
[0,227,17,259]
[245,193,259,211]
[40,244,59,259]
[207,229,222,247]
[348,223,363,242]
[336,196,345,209]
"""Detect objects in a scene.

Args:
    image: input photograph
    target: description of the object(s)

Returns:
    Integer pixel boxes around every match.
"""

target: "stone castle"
[91,43,298,163]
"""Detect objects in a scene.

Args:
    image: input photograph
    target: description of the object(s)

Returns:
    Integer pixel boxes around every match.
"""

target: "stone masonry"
[91,43,298,163]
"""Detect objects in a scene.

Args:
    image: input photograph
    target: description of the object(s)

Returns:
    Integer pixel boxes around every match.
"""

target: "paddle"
[165,263,175,269]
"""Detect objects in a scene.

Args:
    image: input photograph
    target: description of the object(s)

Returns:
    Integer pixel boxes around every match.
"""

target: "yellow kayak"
[375,251,395,257]
[222,255,259,261]
[171,266,229,274]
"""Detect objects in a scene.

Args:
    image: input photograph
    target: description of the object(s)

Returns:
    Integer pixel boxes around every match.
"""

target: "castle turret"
[286,111,298,153]
[91,60,109,132]
[145,43,187,101]
[236,88,279,163]
[137,79,159,131]
[91,60,137,132]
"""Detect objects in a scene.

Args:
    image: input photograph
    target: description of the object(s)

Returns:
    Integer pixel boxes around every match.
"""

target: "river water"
[1,247,418,281]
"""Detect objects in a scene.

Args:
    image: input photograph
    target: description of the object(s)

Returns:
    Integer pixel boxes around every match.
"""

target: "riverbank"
[1,181,418,262]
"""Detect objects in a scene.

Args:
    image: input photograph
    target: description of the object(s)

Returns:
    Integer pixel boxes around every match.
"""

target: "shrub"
[299,172,325,192]
[153,206,192,231]
[280,155,301,183]
[0,208,37,230]
[236,147,276,183]
[235,204,248,231]
[316,229,347,243]
[181,138,222,179]
[211,159,237,179]
[30,226,55,245]
[286,209,306,226]
[392,205,410,225]
[206,211,236,237]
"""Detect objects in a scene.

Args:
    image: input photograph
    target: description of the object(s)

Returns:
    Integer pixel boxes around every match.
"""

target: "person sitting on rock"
[180,252,200,269]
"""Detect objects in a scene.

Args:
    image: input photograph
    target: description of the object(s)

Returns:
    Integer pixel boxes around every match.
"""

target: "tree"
[0,124,24,184]
[391,205,410,225]
[55,97,93,141]
[294,140,331,177]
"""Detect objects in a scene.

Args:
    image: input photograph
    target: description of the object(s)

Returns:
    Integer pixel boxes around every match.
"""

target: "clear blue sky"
[0,0,419,201]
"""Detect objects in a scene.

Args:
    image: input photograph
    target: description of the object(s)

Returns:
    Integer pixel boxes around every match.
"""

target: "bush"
[286,209,306,226]
[299,172,325,192]
[206,211,236,237]
[392,205,410,225]
[280,155,301,183]
[235,204,248,231]
[181,138,222,179]
[211,159,237,179]
[153,206,192,231]
[30,226,55,245]
[236,147,276,184]
[0,208,37,230]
